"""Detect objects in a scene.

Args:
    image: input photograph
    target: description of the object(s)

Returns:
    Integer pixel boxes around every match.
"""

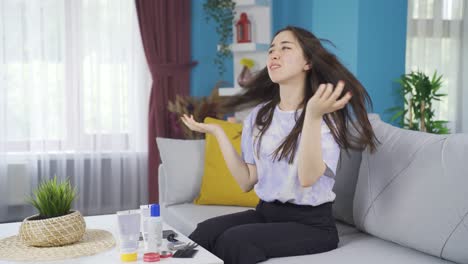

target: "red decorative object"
[236,13,251,43]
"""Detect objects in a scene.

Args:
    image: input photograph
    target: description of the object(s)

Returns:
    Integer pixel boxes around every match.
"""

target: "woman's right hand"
[180,114,221,135]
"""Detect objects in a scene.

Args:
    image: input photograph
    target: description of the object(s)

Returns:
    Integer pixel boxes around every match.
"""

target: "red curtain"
[135,0,196,203]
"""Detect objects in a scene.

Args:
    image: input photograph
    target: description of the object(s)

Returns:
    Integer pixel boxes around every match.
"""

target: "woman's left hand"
[306,81,352,119]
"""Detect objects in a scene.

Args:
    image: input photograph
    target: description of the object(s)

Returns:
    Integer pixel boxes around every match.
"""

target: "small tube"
[117,210,141,262]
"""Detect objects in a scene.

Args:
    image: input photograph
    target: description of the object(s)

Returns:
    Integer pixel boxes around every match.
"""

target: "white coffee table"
[0,214,223,264]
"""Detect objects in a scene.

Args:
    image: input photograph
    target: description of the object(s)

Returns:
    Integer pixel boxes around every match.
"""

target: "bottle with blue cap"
[146,204,162,253]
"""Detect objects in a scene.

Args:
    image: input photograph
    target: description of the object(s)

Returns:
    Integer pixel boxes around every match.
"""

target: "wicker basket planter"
[19,210,86,247]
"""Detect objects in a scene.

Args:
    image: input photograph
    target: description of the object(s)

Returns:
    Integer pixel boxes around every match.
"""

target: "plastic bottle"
[140,204,152,250]
[117,210,141,262]
[146,204,163,253]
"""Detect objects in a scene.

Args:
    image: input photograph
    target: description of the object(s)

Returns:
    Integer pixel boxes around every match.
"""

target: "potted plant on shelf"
[19,176,85,247]
[203,0,236,77]
[387,70,450,134]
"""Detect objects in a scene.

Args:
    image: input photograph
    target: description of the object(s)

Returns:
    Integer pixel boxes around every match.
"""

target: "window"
[0,0,150,224]
[1,0,150,152]
[406,0,465,131]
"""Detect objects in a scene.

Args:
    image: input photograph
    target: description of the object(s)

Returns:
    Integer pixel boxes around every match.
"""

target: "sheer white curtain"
[406,0,466,133]
[0,0,151,223]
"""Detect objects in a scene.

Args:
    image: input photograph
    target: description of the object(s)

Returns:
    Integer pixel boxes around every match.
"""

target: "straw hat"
[0,229,115,261]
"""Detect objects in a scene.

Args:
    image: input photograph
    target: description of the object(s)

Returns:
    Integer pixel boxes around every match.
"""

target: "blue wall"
[357,0,407,121]
[310,0,360,75]
[191,0,407,122]
[273,0,359,75]
[272,0,313,33]
[191,0,233,97]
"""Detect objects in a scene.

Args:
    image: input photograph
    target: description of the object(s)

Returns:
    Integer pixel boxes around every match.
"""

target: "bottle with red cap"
[236,12,252,43]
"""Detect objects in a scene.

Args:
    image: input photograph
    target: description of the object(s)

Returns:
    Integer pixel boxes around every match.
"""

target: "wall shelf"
[217,43,269,53]
[218,0,271,102]
[231,43,269,52]
[218,87,244,96]
[235,0,269,7]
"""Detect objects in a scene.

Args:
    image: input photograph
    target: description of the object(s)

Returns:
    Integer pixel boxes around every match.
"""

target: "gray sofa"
[156,115,468,264]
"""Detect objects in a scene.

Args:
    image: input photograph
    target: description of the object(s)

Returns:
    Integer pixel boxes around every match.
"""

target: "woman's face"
[267,30,310,84]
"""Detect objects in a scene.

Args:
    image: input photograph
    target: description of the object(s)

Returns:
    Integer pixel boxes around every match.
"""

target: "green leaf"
[390,109,406,122]
[385,106,403,113]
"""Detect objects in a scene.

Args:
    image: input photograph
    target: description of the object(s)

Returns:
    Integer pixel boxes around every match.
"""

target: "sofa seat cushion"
[161,203,252,236]
[261,233,454,264]
[162,203,452,263]
[161,203,360,238]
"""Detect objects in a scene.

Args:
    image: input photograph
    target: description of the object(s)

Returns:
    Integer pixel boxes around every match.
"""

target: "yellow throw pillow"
[194,117,259,207]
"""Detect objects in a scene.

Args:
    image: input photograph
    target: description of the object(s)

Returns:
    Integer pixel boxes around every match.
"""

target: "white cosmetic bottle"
[146,204,162,253]
[140,204,152,250]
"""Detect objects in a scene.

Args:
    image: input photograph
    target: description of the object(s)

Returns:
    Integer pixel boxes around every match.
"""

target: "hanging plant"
[203,0,236,77]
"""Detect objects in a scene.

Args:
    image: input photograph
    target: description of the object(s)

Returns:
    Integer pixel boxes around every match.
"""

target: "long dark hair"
[223,26,378,163]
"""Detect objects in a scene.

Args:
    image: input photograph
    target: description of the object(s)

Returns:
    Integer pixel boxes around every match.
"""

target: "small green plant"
[203,0,236,77]
[27,176,77,219]
[387,70,450,134]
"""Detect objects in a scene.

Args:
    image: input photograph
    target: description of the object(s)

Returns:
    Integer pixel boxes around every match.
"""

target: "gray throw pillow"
[156,138,205,206]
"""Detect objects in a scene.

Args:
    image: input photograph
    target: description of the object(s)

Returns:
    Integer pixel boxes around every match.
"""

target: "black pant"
[189,200,339,264]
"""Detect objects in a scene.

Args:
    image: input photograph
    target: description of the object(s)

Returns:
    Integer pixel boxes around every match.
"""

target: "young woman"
[180,26,377,264]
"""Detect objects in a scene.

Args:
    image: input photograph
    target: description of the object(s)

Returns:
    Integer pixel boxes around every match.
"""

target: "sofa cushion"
[161,203,251,236]
[354,118,468,264]
[261,233,454,264]
[194,117,259,207]
[161,203,360,238]
[332,148,362,226]
[162,203,452,264]
[331,114,380,226]
[156,138,205,206]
